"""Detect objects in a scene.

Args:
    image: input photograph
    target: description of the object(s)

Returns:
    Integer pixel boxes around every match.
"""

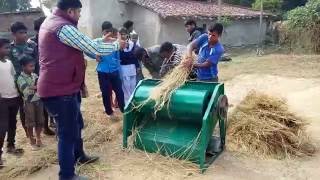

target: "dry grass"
[227,91,316,159]
[140,54,195,114]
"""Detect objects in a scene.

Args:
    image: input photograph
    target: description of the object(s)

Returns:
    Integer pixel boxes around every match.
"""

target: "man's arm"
[57,25,120,56]
[186,34,207,57]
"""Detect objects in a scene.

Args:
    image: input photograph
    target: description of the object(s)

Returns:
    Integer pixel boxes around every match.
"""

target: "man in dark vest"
[38,0,124,179]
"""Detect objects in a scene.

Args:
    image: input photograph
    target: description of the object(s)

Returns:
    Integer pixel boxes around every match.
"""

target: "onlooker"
[0,38,23,167]
[29,16,56,136]
[185,19,203,43]
[9,21,37,149]
[38,0,124,179]
[88,21,125,120]
[119,28,139,104]
[16,56,44,150]
[184,23,225,82]
[123,20,140,46]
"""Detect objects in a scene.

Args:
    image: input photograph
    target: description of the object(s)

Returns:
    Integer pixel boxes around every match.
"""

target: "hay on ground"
[227,91,316,159]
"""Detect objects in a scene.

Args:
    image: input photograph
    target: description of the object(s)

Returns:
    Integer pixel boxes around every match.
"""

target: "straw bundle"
[228,91,316,159]
[146,54,195,114]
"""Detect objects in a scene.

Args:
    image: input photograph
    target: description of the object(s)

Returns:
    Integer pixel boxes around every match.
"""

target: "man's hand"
[102,32,113,42]
[182,59,194,69]
[96,55,101,63]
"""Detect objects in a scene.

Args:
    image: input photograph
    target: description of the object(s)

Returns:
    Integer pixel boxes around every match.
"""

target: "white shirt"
[0,59,19,98]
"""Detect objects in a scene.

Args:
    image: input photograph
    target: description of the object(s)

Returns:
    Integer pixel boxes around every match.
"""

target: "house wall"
[79,0,267,47]
[0,11,43,40]
[125,3,161,47]
[79,0,128,38]
[159,18,267,47]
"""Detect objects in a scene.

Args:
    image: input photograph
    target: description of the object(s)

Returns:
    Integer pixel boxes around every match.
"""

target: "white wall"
[79,0,128,38]
[79,0,267,47]
[159,18,267,47]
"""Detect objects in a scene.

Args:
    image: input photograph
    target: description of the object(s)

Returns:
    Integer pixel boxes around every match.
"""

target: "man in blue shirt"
[184,23,224,82]
[88,22,125,120]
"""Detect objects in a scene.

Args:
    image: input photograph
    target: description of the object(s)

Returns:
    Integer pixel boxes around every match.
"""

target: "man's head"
[185,19,197,33]
[159,42,174,60]
[34,16,46,33]
[0,38,10,58]
[101,21,113,36]
[134,47,148,62]
[11,22,28,43]
[57,0,82,22]
[20,56,35,74]
[208,23,223,44]
[123,20,134,33]
[119,27,129,40]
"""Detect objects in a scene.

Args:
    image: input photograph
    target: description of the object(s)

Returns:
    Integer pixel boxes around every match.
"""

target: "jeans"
[98,71,125,115]
[42,93,84,179]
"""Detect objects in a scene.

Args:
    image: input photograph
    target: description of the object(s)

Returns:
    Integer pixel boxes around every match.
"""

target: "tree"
[252,0,283,13]
[282,0,307,11]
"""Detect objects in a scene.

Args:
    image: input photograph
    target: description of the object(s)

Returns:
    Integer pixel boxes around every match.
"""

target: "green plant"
[252,0,283,13]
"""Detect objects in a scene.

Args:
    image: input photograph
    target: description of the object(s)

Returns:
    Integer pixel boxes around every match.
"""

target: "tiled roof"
[133,0,269,19]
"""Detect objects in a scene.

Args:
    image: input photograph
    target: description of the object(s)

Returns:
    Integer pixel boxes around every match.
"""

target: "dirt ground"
[1,52,320,180]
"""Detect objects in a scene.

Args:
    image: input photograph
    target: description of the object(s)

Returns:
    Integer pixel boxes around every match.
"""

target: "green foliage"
[285,0,320,53]
[287,0,320,28]
[252,0,283,13]
[219,16,233,27]
[0,0,31,12]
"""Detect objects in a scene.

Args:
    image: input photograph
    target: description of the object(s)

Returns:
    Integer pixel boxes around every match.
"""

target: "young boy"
[184,23,224,82]
[87,21,125,120]
[9,22,38,142]
[0,38,23,166]
[28,17,56,136]
[17,56,44,150]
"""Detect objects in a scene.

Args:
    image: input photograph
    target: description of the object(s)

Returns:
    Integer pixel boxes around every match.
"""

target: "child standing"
[17,56,44,150]
[0,38,23,166]
[9,22,38,141]
[119,28,140,104]
[88,22,125,120]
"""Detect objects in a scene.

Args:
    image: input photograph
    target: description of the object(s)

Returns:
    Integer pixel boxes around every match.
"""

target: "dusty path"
[25,74,320,180]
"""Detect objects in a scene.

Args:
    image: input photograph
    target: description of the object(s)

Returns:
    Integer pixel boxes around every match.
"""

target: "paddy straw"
[227,91,316,159]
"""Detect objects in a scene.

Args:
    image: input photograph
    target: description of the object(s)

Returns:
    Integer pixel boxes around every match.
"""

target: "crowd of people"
[0,0,224,179]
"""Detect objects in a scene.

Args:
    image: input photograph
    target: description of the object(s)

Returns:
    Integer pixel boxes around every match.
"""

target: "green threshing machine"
[123,79,228,171]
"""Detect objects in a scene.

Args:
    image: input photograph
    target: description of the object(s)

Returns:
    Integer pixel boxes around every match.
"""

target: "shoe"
[77,154,99,165]
[43,128,55,136]
[7,146,24,155]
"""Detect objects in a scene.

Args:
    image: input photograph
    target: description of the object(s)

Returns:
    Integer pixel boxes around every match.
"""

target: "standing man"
[123,20,140,46]
[185,19,203,43]
[184,23,224,82]
[38,1,124,179]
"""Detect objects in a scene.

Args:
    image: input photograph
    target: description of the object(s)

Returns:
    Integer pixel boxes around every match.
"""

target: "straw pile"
[146,54,195,114]
[227,91,316,159]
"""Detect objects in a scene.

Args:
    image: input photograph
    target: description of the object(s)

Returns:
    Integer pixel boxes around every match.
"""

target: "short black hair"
[20,55,34,67]
[185,19,196,27]
[159,42,174,54]
[34,16,46,31]
[208,23,224,35]
[10,22,27,33]
[134,47,147,60]
[0,38,10,48]
[57,0,82,10]
[102,21,113,31]
[123,20,134,29]
[119,27,128,35]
